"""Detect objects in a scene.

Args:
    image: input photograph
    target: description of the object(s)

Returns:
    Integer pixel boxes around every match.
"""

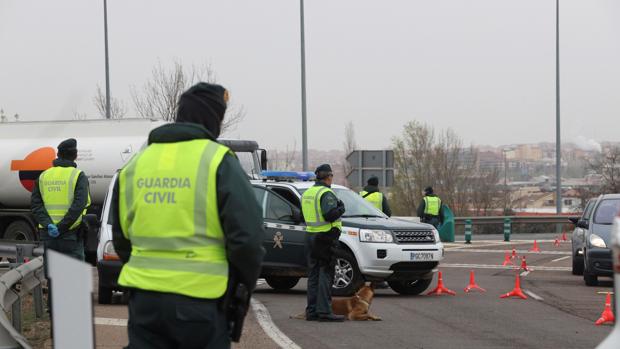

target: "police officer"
[110,82,265,348]
[31,138,91,260]
[359,175,392,217]
[302,164,346,322]
[417,186,444,228]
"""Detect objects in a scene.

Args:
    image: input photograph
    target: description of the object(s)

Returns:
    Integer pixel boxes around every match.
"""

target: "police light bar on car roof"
[261,171,316,181]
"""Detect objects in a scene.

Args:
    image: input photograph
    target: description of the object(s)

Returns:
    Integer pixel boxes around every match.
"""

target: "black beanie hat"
[57,138,77,160]
[176,82,228,138]
[368,176,379,186]
[424,186,434,195]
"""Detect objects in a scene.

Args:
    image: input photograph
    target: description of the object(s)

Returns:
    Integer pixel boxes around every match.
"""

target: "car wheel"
[265,276,300,291]
[331,249,364,297]
[583,255,598,286]
[4,220,35,241]
[571,255,584,275]
[98,286,113,305]
[388,278,433,295]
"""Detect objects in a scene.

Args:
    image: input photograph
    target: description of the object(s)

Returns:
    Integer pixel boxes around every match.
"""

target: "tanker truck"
[0,118,266,253]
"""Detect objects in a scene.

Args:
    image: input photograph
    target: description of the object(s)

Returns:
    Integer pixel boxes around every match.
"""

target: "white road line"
[524,290,544,301]
[94,317,128,327]
[250,298,301,349]
[551,256,571,263]
[441,263,571,271]
[520,271,530,277]
[445,248,570,255]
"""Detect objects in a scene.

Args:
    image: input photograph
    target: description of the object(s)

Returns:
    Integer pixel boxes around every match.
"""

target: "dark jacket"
[417,194,444,223]
[362,185,392,217]
[110,123,265,290]
[31,158,90,235]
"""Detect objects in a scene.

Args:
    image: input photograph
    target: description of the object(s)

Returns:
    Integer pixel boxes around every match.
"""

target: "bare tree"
[13,113,19,122]
[0,109,7,123]
[342,121,357,187]
[589,146,620,193]
[73,110,88,120]
[93,85,127,119]
[270,142,298,171]
[131,60,244,134]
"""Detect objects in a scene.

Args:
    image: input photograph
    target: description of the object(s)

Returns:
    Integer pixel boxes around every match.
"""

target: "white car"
[595,209,620,348]
[253,176,444,296]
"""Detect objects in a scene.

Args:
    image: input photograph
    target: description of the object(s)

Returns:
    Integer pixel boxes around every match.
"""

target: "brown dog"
[332,282,381,321]
[292,282,381,321]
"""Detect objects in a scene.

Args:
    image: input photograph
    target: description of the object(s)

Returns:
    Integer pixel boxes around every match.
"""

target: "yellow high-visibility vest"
[302,185,342,233]
[424,196,441,216]
[360,191,383,210]
[38,166,91,230]
[118,139,231,299]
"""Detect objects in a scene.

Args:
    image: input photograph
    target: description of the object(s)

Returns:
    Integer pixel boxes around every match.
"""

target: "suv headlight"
[359,229,393,243]
[432,228,440,242]
[589,234,607,248]
[103,240,120,261]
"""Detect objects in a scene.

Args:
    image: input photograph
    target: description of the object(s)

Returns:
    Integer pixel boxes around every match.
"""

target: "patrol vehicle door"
[252,186,306,267]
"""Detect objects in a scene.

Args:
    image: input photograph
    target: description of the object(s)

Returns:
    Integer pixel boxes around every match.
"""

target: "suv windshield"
[593,199,620,225]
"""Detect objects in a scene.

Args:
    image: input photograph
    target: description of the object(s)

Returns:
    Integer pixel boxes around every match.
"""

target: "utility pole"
[555,0,562,215]
[103,0,111,119]
[300,0,308,171]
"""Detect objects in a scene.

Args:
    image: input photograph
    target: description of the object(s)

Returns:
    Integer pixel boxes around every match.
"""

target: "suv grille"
[393,230,435,244]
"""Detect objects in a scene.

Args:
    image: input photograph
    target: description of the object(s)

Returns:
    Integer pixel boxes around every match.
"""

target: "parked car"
[580,194,620,286]
[594,207,620,348]
[569,198,598,275]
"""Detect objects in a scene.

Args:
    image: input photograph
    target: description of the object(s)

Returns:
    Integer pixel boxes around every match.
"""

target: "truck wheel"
[4,220,35,241]
[571,255,584,275]
[265,276,300,291]
[388,278,433,295]
[98,286,113,305]
[331,249,364,297]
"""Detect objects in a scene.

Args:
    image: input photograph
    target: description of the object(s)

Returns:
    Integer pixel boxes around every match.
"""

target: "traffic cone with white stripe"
[520,256,529,272]
[595,293,615,325]
[528,240,541,252]
[553,238,561,247]
[561,231,568,242]
[502,251,514,266]
[464,270,486,293]
[500,272,527,300]
[427,271,456,296]
[511,248,518,260]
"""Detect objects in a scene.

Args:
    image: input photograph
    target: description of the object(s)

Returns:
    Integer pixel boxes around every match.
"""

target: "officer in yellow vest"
[302,164,346,322]
[31,138,91,260]
[417,186,444,228]
[110,83,265,348]
[359,175,392,217]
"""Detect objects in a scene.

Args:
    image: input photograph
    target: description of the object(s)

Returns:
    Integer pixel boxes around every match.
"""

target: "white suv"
[253,179,444,296]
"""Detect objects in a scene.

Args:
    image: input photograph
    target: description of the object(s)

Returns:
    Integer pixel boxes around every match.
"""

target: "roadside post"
[504,218,511,242]
[464,219,472,244]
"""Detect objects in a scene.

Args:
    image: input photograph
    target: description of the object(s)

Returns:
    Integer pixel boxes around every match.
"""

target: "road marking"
[94,317,128,327]
[524,290,544,301]
[551,256,570,262]
[520,271,530,277]
[597,291,615,295]
[441,263,571,271]
[251,298,301,349]
[445,248,570,255]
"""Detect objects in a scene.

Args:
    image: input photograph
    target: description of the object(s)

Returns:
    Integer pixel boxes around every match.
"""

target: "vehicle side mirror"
[260,149,268,171]
[577,219,589,229]
[292,208,303,224]
[568,217,579,225]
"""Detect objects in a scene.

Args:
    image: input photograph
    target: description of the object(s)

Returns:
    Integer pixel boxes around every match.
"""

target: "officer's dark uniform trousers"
[305,233,336,316]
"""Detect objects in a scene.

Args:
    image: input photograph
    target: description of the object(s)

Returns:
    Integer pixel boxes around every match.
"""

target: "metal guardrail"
[453,215,577,226]
[0,243,46,349]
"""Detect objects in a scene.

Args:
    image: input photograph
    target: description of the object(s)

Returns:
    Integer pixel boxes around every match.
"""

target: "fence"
[0,243,45,349]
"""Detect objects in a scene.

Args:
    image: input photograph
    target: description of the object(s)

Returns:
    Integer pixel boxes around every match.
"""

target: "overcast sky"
[1,0,618,151]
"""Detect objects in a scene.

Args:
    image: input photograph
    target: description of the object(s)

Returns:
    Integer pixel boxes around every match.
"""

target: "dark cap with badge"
[315,164,333,180]
[367,175,379,186]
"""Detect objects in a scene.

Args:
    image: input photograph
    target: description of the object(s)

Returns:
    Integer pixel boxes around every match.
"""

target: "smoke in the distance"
[574,135,602,152]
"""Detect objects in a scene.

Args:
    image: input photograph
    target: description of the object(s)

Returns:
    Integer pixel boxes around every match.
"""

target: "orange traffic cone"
[502,251,515,266]
[464,270,486,293]
[520,256,529,271]
[500,273,527,300]
[528,240,541,252]
[595,293,615,325]
[511,248,518,259]
[553,238,560,247]
[561,231,568,242]
[427,271,456,296]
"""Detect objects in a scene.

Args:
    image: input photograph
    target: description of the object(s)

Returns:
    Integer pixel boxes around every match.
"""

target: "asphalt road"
[252,233,615,349]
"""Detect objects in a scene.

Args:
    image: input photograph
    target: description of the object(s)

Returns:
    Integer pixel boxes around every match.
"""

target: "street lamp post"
[103,0,111,119]
[555,0,562,215]
[300,0,308,171]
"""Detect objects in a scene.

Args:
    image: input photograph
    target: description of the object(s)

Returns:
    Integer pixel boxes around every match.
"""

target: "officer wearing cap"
[31,138,91,260]
[301,164,346,322]
[110,82,265,348]
[417,186,444,228]
[359,175,392,217]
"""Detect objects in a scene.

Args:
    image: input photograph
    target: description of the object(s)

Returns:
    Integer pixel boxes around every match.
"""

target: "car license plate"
[410,252,433,261]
